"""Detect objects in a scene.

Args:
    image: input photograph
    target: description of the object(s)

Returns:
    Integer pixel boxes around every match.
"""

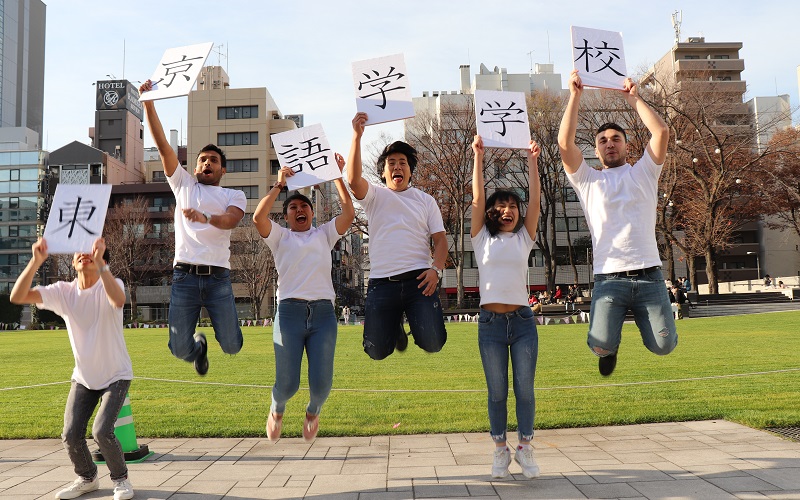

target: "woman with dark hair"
[253,155,354,442]
[470,135,541,479]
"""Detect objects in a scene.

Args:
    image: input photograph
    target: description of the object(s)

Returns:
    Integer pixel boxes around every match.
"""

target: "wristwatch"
[99,264,111,274]
[202,211,211,223]
[431,265,443,279]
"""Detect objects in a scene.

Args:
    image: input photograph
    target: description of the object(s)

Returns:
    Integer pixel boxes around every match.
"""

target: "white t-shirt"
[264,219,343,302]
[357,183,445,278]
[167,165,247,268]
[36,278,133,390]
[472,226,535,307]
[566,151,662,274]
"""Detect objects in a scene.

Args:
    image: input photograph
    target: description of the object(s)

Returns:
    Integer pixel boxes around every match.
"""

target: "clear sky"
[42,1,799,159]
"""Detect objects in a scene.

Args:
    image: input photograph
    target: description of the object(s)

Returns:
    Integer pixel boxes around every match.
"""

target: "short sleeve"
[322,219,342,248]
[35,281,68,317]
[263,220,286,252]
[426,195,445,235]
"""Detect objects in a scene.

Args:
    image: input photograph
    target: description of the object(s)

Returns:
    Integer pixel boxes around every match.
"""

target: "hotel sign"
[95,80,144,121]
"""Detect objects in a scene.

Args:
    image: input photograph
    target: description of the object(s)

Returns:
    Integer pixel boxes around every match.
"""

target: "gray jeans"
[62,379,131,481]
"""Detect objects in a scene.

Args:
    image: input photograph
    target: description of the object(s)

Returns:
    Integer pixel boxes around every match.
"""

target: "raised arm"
[557,69,585,174]
[524,141,542,239]
[345,112,369,200]
[10,238,47,305]
[91,238,126,309]
[622,78,669,164]
[333,153,355,235]
[470,135,486,238]
[139,80,179,177]
[253,166,292,238]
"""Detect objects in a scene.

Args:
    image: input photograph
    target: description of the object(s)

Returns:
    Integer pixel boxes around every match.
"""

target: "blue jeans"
[271,299,337,416]
[478,306,538,443]
[362,275,447,360]
[62,379,131,481]
[168,268,243,362]
[589,268,678,356]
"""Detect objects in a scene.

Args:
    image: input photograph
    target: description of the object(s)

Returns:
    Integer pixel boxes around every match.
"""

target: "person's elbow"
[9,292,24,305]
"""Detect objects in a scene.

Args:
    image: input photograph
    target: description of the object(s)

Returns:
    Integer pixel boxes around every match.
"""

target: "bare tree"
[103,196,157,321]
[231,221,278,320]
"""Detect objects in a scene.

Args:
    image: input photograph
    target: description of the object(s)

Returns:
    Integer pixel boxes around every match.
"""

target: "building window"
[91,164,102,176]
[528,249,544,267]
[10,169,19,181]
[226,158,259,173]
[10,197,19,208]
[152,171,167,182]
[271,159,280,175]
[228,185,258,199]
[218,106,259,120]
[713,55,730,59]
[217,132,258,147]
[277,188,289,201]
[562,186,578,202]
[683,55,700,59]
[9,225,18,237]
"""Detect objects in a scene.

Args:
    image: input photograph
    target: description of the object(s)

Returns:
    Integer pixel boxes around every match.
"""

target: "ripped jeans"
[478,306,538,444]
[588,268,678,356]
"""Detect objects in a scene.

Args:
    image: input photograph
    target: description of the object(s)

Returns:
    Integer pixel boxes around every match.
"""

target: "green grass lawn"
[1,311,799,439]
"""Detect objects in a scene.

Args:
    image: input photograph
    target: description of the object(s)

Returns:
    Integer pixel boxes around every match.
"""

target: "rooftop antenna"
[526,50,534,73]
[547,30,552,63]
[213,43,227,68]
[671,10,682,45]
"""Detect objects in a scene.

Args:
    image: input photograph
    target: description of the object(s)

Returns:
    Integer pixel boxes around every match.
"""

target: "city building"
[0,0,45,140]
[186,65,299,214]
[644,37,799,284]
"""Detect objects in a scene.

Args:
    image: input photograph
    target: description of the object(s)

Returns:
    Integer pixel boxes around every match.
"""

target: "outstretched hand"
[31,238,48,266]
[139,79,153,95]
[472,135,484,158]
[568,69,583,96]
[334,152,345,172]
[352,112,367,138]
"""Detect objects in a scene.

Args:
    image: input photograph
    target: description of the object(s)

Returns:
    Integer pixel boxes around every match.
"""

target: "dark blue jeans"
[362,276,447,359]
[62,379,131,481]
[478,306,538,443]
[272,299,337,416]
[168,268,243,362]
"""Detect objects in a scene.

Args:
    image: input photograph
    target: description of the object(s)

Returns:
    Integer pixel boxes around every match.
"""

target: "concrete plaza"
[2,420,799,499]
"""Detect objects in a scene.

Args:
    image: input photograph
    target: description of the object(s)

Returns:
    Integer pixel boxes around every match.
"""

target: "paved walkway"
[2,420,799,499]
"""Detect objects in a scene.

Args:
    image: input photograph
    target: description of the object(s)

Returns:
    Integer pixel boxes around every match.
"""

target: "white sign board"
[474,90,531,149]
[43,184,112,254]
[352,53,414,125]
[272,124,340,191]
[570,26,627,90]
[139,42,213,101]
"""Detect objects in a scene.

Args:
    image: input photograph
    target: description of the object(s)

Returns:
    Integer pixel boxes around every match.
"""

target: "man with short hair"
[140,80,246,376]
[346,112,448,360]
[558,69,678,376]
[11,237,135,500]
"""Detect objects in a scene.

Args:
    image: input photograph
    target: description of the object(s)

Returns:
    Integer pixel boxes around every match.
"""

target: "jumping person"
[345,112,447,360]
[557,70,678,376]
[11,237,135,500]
[471,135,542,479]
[253,156,354,442]
[140,80,247,376]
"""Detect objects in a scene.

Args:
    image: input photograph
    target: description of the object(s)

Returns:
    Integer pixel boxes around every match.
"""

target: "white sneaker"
[54,476,99,499]
[491,446,511,478]
[514,445,541,478]
[113,478,134,500]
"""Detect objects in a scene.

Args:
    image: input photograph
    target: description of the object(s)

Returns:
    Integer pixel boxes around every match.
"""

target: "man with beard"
[140,80,246,376]
[557,70,677,377]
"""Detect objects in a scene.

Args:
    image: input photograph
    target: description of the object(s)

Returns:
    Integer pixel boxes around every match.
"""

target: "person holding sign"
[471,135,542,479]
[253,156,354,442]
[10,237,135,500]
[346,112,448,359]
[140,79,246,376]
[557,69,677,377]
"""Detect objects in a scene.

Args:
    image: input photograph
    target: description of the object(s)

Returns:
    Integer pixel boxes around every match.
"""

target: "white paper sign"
[43,184,112,254]
[352,53,414,125]
[272,124,340,191]
[571,26,627,90]
[474,90,531,149]
[139,42,213,101]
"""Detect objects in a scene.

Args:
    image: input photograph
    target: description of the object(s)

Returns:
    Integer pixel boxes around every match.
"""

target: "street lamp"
[746,251,760,280]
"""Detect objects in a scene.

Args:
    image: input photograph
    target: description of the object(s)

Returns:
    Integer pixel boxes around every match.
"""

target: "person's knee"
[91,420,116,444]
[219,334,243,355]
[61,423,84,446]
[363,339,392,360]
[591,345,613,356]
[650,329,678,356]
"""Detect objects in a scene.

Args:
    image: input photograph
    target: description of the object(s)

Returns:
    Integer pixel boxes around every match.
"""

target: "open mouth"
[296,214,308,224]
[500,215,514,224]
[203,168,213,175]
[392,174,404,183]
